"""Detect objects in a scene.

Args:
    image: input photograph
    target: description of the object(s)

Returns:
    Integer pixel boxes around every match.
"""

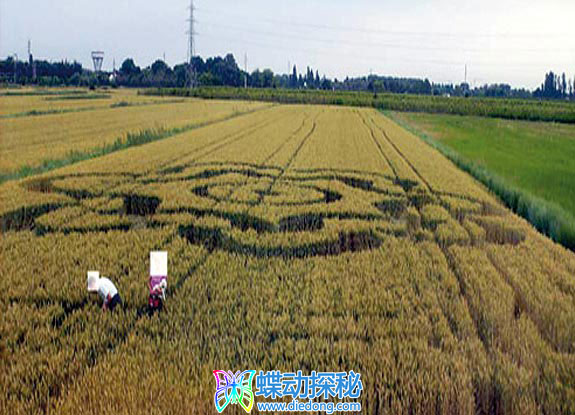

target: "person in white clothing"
[87,271,123,312]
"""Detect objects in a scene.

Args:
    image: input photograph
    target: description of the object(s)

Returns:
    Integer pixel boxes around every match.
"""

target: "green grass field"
[391,113,575,218]
[389,111,575,250]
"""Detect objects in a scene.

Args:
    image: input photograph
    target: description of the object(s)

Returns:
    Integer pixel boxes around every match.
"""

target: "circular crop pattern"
[4,162,526,258]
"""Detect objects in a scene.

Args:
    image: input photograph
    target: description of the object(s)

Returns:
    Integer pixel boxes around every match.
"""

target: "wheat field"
[1,104,574,414]
[0,88,182,116]
[0,97,268,174]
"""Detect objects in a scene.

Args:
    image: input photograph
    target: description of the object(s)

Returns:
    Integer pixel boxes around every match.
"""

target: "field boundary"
[0,89,88,96]
[0,98,189,119]
[0,105,273,184]
[384,110,575,251]
[142,87,575,124]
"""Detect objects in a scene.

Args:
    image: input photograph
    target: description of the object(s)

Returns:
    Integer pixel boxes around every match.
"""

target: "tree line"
[1,53,573,100]
[533,72,574,99]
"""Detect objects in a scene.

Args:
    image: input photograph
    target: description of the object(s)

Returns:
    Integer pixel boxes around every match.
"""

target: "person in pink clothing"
[148,251,168,315]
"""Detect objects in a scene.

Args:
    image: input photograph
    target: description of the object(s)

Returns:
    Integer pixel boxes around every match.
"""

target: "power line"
[200,32,573,70]
[194,5,573,87]
[200,20,569,54]
[196,6,570,39]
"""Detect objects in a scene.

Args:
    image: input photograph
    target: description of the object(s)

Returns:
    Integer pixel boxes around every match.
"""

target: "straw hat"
[87,271,100,292]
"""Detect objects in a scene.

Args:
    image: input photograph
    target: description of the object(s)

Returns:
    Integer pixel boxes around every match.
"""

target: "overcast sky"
[1,0,574,89]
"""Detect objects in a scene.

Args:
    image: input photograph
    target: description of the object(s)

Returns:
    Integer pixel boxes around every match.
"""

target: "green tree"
[262,69,274,88]
[151,60,170,75]
[119,58,140,76]
[173,63,189,87]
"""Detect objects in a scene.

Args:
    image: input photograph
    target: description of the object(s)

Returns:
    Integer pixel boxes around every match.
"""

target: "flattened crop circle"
[10,163,527,258]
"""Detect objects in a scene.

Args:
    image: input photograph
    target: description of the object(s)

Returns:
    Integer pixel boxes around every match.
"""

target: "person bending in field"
[87,271,122,312]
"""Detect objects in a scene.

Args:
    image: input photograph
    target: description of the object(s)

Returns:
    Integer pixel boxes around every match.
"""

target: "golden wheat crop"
[0,97,269,173]
[0,88,182,117]
[1,103,574,415]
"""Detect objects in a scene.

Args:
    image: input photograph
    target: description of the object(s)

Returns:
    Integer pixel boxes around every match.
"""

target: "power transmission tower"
[187,0,197,88]
[13,54,17,84]
[28,39,36,81]
[244,53,248,88]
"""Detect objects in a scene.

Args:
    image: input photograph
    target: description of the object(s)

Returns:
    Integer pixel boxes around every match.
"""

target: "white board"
[150,251,168,276]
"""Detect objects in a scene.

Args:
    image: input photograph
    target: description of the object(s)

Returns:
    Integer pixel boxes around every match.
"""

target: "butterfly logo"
[213,370,257,413]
